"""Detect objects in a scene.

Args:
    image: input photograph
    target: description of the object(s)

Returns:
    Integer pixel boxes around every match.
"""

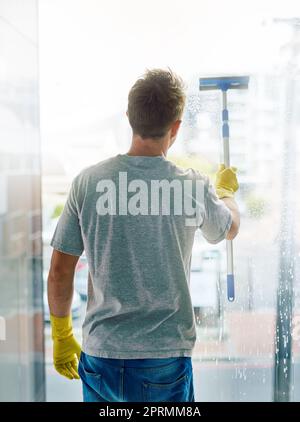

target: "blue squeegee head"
[199,76,249,91]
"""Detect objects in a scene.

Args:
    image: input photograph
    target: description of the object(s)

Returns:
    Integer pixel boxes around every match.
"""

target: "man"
[48,69,239,402]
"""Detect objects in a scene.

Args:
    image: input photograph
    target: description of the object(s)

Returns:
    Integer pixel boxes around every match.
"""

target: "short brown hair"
[127,68,186,139]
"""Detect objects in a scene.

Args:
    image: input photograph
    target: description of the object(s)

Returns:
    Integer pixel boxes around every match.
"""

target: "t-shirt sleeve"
[50,177,84,256]
[199,177,232,244]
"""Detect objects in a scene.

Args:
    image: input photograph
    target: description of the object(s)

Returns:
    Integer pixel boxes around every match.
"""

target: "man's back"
[51,153,232,358]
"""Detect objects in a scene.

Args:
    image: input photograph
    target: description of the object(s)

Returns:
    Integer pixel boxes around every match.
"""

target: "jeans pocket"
[143,373,189,402]
[78,360,102,395]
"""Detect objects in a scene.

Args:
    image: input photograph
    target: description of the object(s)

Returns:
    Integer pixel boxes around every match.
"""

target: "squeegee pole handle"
[222,91,230,165]
[222,90,235,302]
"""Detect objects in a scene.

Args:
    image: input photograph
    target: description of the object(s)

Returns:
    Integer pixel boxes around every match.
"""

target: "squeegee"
[199,76,249,302]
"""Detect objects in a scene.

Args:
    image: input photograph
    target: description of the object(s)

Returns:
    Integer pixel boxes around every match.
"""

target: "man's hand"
[51,314,81,380]
[215,164,239,199]
[214,164,240,240]
[48,250,81,379]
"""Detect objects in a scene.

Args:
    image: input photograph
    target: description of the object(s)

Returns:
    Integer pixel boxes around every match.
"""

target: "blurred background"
[1,0,300,402]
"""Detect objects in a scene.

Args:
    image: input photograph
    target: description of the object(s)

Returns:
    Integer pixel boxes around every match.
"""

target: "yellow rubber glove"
[50,314,81,380]
[215,164,239,198]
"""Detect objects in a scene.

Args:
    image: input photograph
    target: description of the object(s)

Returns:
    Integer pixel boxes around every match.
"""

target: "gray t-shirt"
[51,154,232,359]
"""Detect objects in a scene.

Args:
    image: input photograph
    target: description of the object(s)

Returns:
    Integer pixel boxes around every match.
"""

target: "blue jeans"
[78,351,195,402]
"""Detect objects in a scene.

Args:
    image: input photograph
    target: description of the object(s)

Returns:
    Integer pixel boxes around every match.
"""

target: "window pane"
[0,0,45,402]
[39,0,300,402]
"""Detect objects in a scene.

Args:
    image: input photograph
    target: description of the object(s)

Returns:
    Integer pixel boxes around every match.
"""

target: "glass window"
[0,0,45,402]
[38,0,300,402]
